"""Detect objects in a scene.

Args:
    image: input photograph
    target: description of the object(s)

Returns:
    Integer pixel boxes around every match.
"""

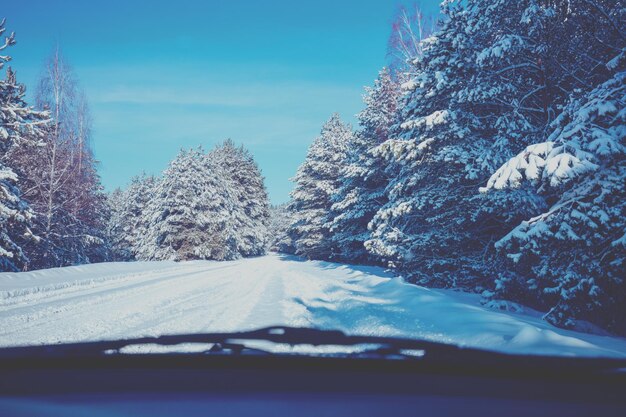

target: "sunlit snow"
[1,254,625,358]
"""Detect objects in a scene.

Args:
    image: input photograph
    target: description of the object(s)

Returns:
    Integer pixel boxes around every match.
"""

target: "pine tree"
[367,0,623,291]
[210,139,270,257]
[105,188,132,261]
[482,67,626,334]
[476,0,626,333]
[126,174,157,259]
[365,1,478,284]
[137,148,237,261]
[361,0,625,333]
[0,19,48,271]
[267,203,295,253]
[288,114,354,260]
[330,68,401,263]
[106,173,158,261]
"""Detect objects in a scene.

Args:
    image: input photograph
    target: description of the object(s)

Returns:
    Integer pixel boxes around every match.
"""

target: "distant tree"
[137,148,237,261]
[106,173,157,262]
[210,139,270,257]
[267,203,295,253]
[105,188,131,261]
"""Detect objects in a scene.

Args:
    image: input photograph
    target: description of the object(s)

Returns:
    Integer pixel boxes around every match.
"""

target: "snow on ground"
[1,253,625,357]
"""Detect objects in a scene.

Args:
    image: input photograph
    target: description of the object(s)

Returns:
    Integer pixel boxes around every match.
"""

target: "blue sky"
[4,0,440,203]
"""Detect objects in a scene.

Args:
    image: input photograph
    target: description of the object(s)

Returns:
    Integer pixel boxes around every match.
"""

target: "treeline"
[279,1,625,335]
[107,140,270,262]
[0,19,271,270]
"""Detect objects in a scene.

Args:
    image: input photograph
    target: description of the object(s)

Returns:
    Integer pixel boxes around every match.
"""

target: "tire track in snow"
[0,257,293,346]
[0,263,240,345]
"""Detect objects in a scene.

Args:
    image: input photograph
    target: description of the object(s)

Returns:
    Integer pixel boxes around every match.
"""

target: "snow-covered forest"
[1,0,625,337]
[0,18,272,267]
[108,141,271,262]
[279,0,626,336]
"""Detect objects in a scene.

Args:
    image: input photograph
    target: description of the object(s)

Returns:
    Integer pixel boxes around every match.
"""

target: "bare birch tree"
[11,46,108,268]
[387,3,437,74]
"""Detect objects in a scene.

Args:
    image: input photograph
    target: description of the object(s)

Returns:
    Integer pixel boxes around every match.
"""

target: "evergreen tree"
[137,148,237,261]
[0,19,48,271]
[106,174,157,263]
[210,139,270,257]
[330,68,401,263]
[476,0,626,332]
[106,188,132,262]
[367,0,623,291]
[365,1,477,284]
[267,203,295,253]
[483,67,626,333]
[288,114,354,260]
[112,173,157,260]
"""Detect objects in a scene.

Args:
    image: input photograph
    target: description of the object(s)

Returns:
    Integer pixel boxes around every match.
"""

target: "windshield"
[0,1,625,361]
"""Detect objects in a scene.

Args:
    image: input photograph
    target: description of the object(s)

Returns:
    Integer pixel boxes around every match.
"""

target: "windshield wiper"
[1,326,625,373]
[0,326,462,358]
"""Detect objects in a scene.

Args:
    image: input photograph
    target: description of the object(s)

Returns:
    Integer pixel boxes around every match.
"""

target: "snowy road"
[1,254,626,357]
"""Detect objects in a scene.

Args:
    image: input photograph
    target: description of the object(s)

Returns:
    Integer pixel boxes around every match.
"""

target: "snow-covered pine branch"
[482,68,626,332]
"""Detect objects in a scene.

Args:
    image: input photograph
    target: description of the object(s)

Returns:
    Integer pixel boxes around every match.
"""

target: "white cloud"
[92,80,360,110]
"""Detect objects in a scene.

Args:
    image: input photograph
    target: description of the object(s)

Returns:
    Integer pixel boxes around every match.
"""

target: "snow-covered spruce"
[278,1,625,334]
[329,68,402,264]
[287,114,354,260]
[106,188,131,261]
[368,0,599,287]
[136,148,236,261]
[106,173,157,261]
[358,1,626,335]
[209,139,270,257]
[365,1,484,287]
[267,203,295,253]
[483,68,626,334]
[0,20,49,272]
[120,142,270,262]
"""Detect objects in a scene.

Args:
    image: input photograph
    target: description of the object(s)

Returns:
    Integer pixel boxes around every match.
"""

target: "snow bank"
[0,261,179,303]
[277,256,626,358]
